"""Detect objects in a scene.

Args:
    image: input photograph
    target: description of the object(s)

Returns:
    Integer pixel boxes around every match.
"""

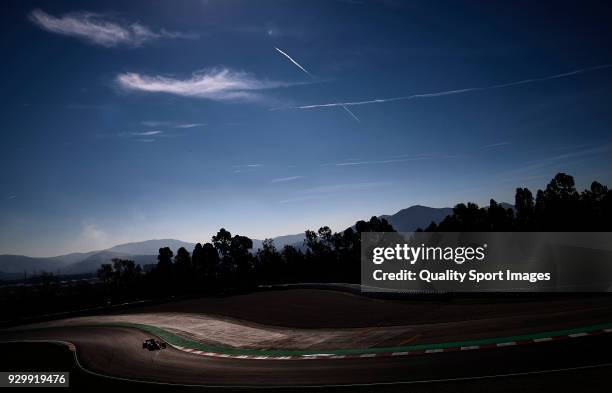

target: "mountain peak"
[381,205,453,231]
[107,239,196,255]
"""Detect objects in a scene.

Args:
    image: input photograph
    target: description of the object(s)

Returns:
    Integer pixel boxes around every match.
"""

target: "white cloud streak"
[482,142,510,149]
[130,130,162,136]
[296,63,612,109]
[141,121,205,128]
[333,155,433,166]
[174,123,206,129]
[271,176,304,183]
[232,164,263,173]
[116,130,163,141]
[29,9,196,47]
[501,144,610,178]
[117,69,290,102]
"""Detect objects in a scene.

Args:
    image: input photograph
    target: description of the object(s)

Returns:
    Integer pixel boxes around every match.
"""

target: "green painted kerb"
[91,321,612,357]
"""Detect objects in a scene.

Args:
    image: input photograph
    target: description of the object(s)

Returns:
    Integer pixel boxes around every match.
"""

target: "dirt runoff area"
[7,289,612,350]
[118,289,612,328]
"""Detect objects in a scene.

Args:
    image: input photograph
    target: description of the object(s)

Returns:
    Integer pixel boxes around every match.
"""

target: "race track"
[2,325,612,386]
[3,290,612,388]
[8,290,612,351]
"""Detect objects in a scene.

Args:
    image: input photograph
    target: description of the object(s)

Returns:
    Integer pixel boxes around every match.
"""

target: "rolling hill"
[107,239,196,255]
[0,204,460,278]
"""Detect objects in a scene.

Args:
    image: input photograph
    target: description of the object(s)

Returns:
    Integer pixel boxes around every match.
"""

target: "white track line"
[3,339,612,388]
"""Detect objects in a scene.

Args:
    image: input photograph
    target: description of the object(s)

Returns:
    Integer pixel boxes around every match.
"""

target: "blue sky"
[2,0,612,256]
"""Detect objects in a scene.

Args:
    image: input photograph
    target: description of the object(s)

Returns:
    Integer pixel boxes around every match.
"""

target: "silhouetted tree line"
[96,216,395,296]
[92,173,612,296]
[420,173,612,232]
[2,172,610,322]
[97,258,144,297]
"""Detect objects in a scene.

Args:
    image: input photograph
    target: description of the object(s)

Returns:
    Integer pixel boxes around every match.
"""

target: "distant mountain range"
[1,204,502,279]
[105,239,195,255]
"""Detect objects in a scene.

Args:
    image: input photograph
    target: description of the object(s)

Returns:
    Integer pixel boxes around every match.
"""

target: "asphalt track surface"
[2,325,612,388]
[3,290,612,391]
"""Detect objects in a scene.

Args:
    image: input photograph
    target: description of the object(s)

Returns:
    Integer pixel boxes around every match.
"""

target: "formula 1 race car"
[142,338,167,351]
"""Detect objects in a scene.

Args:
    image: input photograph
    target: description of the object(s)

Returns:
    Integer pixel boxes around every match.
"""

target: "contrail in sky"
[295,63,612,109]
[274,47,313,77]
[274,46,360,122]
[341,105,361,122]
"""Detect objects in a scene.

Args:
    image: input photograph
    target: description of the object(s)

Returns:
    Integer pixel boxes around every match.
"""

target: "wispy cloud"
[117,68,290,102]
[29,9,197,47]
[278,181,393,203]
[141,121,206,128]
[232,163,264,174]
[271,176,304,183]
[141,121,168,127]
[174,123,206,129]
[524,142,592,155]
[6,195,17,200]
[113,130,165,142]
[129,130,162,136]
[295,63,612,110]
[482,142,510,149]
[332,155,433,166]
[499,144,610,179]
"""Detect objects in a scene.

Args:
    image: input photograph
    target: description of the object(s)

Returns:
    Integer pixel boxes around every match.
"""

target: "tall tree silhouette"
[515,188,534,229]
[192,243,205,282]
[156,247,174,286]
[212,229,232,259]
[256,239,283,284]
[201,243,219,283]
[281,245,304,283]
[487,199,514,230]
[174,247,192,283]
[230,235,254,289]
